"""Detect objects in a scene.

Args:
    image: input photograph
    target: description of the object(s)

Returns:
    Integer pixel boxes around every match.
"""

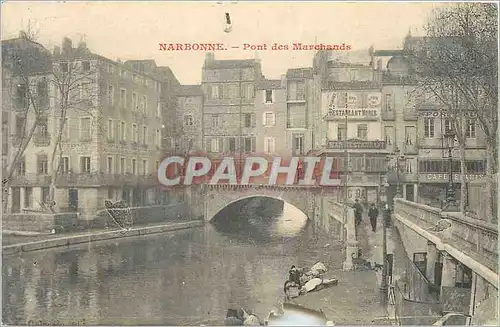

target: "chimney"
[62,37,72,54]
[280,74,286,88]
[53,46,61,56]
[205,52,215,63]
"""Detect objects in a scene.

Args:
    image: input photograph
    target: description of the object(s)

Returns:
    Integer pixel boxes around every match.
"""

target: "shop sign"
[419,173,486,183]
[327,140,386,150]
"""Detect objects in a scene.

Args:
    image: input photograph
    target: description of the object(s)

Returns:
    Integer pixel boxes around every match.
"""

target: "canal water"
[2,203,344,326]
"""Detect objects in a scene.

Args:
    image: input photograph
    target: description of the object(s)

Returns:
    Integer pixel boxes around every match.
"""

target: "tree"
[2,32,53,213]
[47,50,101,212]
[405,3,498,221]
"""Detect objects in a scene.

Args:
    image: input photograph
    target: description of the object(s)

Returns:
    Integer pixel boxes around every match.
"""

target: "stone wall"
[2,212,80,233]
[3,203,198,233]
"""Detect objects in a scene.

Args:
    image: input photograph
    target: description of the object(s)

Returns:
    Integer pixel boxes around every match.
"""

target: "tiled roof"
[175,85,203,96]
[256,79,282,90]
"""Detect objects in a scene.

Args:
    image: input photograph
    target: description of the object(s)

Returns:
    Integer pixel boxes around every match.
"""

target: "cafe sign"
[419,173,486,183]
[327,140,387,150]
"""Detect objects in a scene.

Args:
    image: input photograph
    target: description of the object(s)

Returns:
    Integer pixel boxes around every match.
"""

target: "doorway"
[11,187,20,213]
[405,184,415,202]
[68,188,78,212]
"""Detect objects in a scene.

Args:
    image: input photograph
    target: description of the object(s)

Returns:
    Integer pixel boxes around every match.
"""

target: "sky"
[1,1,443,85]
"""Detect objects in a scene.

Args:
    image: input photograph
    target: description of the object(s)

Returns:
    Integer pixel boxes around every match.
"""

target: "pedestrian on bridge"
[368,203,379,232]
[353,199,363,226]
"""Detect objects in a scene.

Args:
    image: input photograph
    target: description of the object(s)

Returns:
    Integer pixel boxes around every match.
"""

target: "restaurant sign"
[419,173,486,183]
[327,140,386,150]
[324,92,380,120]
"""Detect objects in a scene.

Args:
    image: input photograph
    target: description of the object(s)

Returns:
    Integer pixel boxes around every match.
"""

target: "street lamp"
[444,131,457,210]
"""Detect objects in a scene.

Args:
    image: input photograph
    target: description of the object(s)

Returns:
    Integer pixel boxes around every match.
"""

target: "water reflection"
[3,201,340,326]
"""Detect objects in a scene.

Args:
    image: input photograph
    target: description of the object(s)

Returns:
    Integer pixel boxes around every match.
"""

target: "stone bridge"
[202,184,324,222]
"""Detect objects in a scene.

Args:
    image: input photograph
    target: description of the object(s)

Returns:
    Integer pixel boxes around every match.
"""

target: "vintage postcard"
[1,1,498,326]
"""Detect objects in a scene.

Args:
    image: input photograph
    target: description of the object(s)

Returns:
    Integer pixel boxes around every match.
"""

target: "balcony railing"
[9,173,51,186]
[55,172,159,188]
[394,199,498,275]
[33,133,51,147]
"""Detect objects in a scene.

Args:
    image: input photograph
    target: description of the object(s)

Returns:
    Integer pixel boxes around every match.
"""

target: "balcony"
[55,172,159,188]
[9,173,51,186]
[33,133,51,147]
[381,110,395,120]
[386,170,418,183]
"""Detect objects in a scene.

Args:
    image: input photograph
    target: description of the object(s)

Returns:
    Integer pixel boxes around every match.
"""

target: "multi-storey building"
[2,35,54,213]
[201,53,262,157]
[375,35,488,207]
[254,78,286,155]
[314,51,389,204]
[3,36,168,217]
[373,49,420,203]
[175,85,204,153]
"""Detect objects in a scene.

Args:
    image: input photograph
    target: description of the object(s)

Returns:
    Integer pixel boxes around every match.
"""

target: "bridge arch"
[203,185,318,222]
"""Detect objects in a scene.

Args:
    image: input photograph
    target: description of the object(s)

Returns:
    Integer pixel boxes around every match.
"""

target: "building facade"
[3,36,172,217]
[314,52,388,204]
[201,53,262,157]
[175,85,204,153]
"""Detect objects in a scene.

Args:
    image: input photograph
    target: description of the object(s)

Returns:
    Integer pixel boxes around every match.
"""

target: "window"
[244,137,255,152]
[118,157,125,174]
[132,92,138,109]
[244,113,252,128]
[107,156,113,174]
[424,118,435,138]
[142,95,147,113]
[37,155,48,174]
[37,80,49,107]
[242,84,255,99]
[14,84,27,109]
[108,64,114,74]
[263,112,275,127]
[228,137,236,152]
[120,69,125,78]
[80,156,91,173]
[264,137,275,154]
[211,114,220,127]
[80,117,91,140]
[15,115,25,136]
[156,129,161,147]
[211,85,223,99]
[60,62,68,73]
[404,159,414,174]
[384,94,393,112]
[38,118,49,137]
[405,126,416,145]
[142,126,148,144]
[384,126,394,145]
[24,187,33,208]
[120,89,126,108]
[350,69,358,81]
[41,187,50,203]
[210,138,222,152]
[444,119,453,134]
[80,82,91,100]
[17,158,26,175]
[337,124,346,140]
[60,157,70,174]
[82,61,90,71]
[107,119,114,139]
[292,134,304,155]
[131,159,137,175]
[184,115,193,126]
[357,124,367,140]
[156,102,161,117]
[132,124,138,142]
[465,119,476,138]
[108,85,114,105]
[142,159,148,175]
[120,122,126,141]
[265,90,273,103]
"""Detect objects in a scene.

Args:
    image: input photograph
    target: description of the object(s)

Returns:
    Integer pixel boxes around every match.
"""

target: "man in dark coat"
[368,203,379,232]
[353,199,363,226]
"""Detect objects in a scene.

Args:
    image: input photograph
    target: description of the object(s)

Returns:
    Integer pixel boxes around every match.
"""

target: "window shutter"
[262,112,267,126]
[272,113,276,126]
[251,114,256,127]
[206,138,211,152]
[252,137,256,152]
[218,138,224,152]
